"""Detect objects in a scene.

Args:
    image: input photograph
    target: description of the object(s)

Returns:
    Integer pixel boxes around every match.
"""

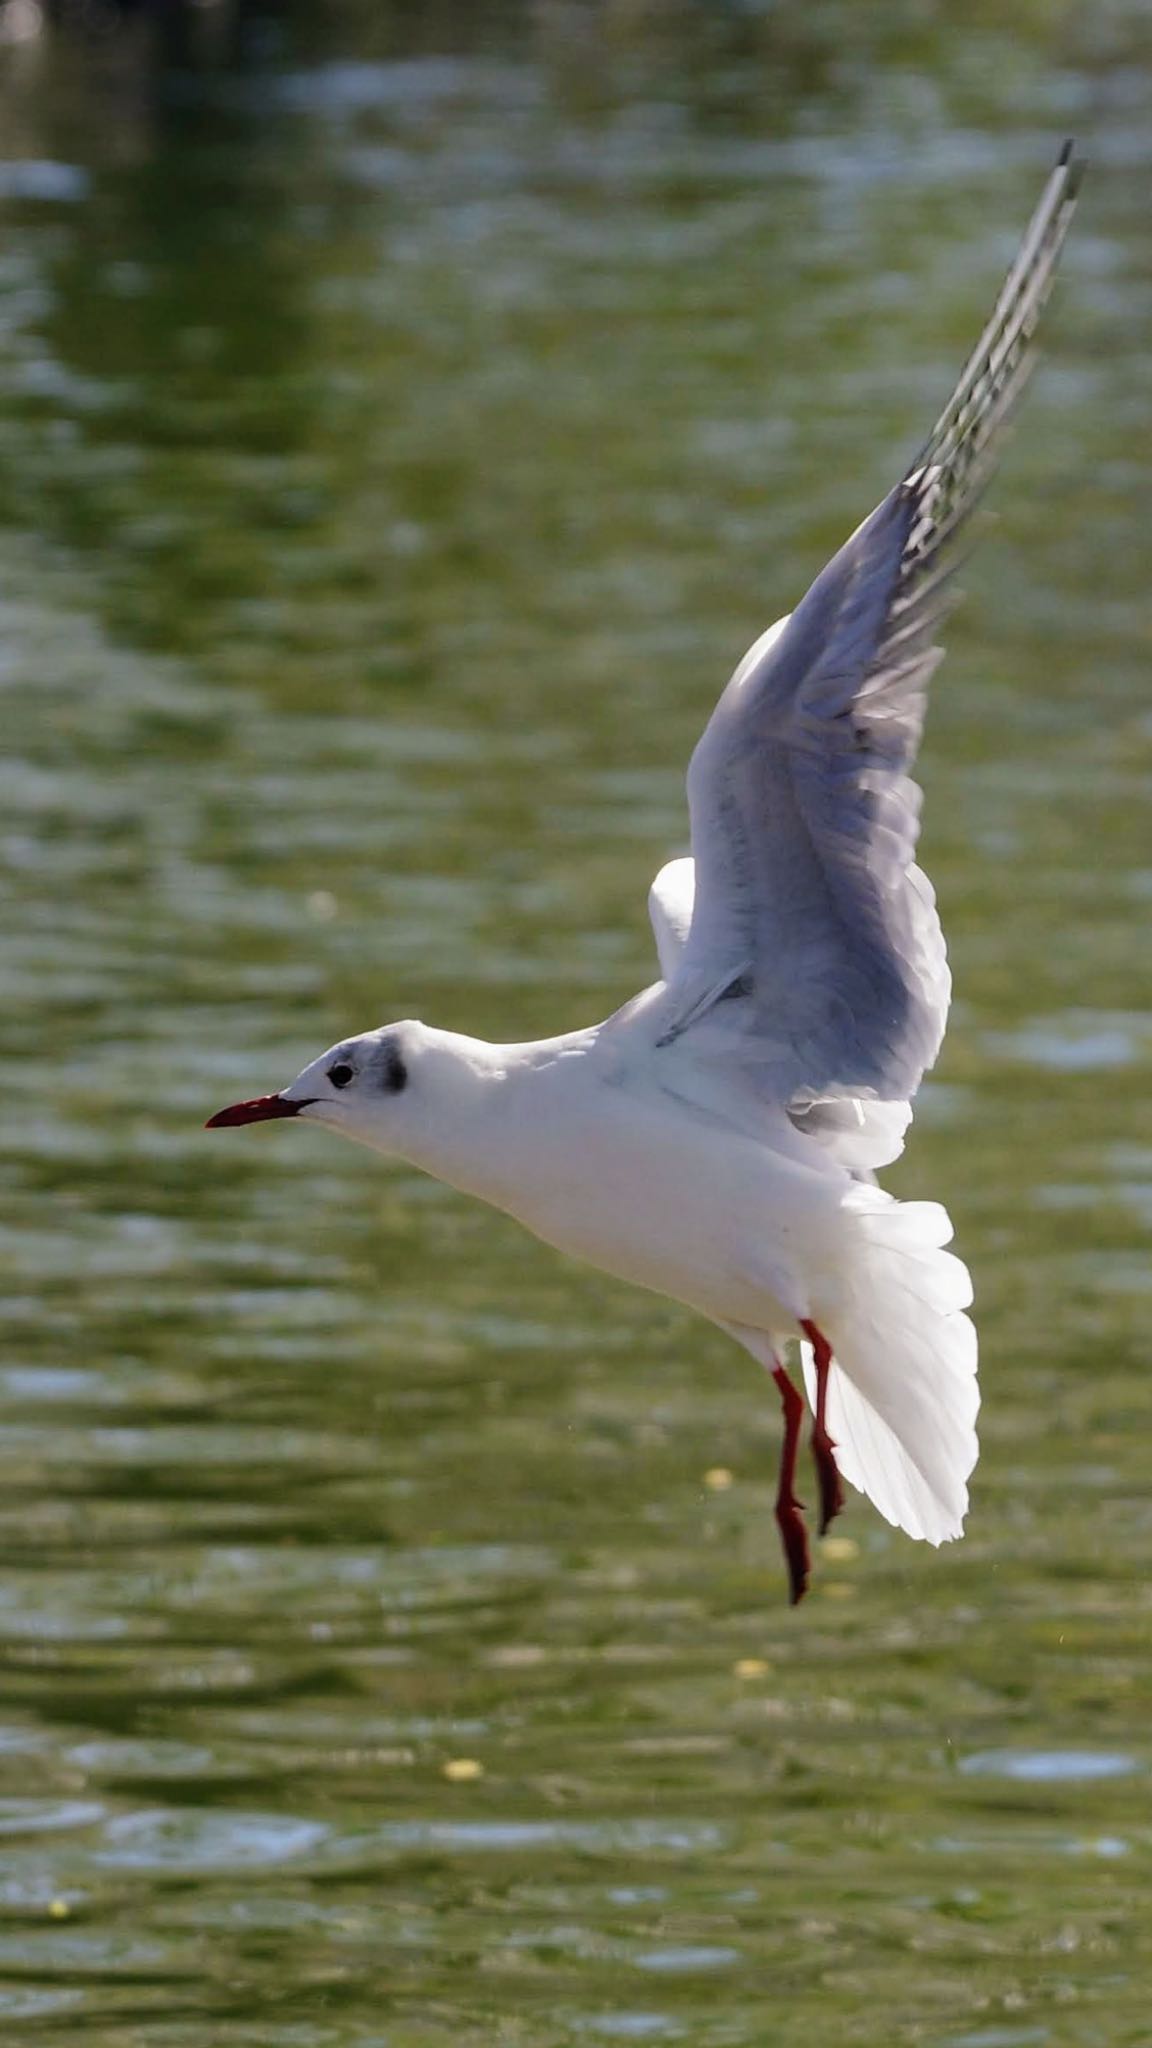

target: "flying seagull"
[209,147,1079,1603]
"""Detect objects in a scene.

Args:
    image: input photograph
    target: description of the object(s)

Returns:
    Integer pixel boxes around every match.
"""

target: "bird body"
[306,1011,833,1335]
[208,148,1079,1600]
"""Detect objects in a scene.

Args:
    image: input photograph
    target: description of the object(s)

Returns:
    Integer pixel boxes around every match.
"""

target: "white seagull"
[209,148,1079,1603]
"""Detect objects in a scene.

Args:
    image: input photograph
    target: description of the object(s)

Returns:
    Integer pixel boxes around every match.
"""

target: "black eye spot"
[381,1045,408,1095]
[327,1062,354,1089]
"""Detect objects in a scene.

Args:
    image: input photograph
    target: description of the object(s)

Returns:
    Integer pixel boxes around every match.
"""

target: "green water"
[1,4,1150,2043]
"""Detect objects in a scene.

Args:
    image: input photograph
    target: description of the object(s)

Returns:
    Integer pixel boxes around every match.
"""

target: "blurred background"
[0,3,1150,2044]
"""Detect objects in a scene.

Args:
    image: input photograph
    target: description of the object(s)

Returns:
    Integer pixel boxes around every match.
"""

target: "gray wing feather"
[662,145,1079,1115]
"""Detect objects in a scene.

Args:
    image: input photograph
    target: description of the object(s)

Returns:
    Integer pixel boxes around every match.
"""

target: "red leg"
[771,1364,810,1606]
[800,1318,844,1537]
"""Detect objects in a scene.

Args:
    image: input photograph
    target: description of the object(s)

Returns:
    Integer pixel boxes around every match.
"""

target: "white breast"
[474,1058,841,1336]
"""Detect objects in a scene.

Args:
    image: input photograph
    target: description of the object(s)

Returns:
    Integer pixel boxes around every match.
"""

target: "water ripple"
[0,1800,106,1837]
[96,1810,330,1873]
[959,1750,1142,1783]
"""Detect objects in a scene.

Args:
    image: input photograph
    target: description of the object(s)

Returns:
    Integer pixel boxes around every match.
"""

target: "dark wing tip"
[896,145,1080,562]
[1055,137,1087,205]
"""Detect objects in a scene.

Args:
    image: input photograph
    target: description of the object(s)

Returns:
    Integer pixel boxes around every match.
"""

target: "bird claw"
[812,1426,845,1537]
[775,1491,811,1605]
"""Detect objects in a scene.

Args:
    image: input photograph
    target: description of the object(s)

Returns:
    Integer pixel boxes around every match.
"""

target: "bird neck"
[384,1024,597,1212]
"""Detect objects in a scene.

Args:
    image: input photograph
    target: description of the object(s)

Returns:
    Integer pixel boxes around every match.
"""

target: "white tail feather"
[804,1191,979,1544]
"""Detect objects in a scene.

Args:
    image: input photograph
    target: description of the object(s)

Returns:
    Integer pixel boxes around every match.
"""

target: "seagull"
[208,147,1079,1603]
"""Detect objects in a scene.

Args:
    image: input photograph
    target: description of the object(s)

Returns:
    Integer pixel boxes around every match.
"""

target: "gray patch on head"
[369,1031,408,1096]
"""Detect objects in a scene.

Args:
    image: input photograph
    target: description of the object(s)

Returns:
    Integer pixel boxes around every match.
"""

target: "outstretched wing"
[656,145,1080,1130]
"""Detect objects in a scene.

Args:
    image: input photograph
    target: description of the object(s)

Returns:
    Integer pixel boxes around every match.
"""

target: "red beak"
[205,1093,316,1130]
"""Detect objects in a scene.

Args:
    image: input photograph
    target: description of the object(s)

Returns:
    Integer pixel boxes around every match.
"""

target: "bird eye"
[327,1062,354,1089]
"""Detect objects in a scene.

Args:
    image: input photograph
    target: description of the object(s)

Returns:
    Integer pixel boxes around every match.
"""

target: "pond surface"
[1,4,1150,2044]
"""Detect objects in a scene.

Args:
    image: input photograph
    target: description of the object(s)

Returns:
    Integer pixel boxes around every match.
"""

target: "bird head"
[206,1023,415,1148]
